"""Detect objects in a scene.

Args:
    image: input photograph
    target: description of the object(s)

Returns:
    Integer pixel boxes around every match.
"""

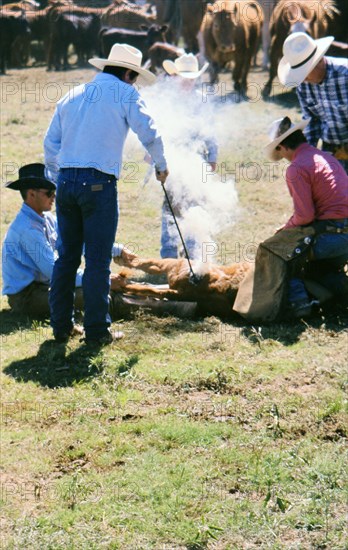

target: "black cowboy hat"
[6,163,56,191]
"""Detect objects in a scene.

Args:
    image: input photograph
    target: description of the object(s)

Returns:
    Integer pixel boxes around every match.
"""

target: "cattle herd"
[0,0,347,96]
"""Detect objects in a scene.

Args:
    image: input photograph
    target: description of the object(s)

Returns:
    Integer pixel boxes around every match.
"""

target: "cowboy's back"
[44,73,166,181]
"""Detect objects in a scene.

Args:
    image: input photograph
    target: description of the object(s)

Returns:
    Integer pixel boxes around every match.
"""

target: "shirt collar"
[92,72,139,94]
[319,58,333,86]
[292,142,311,160]
[21,203,45,225]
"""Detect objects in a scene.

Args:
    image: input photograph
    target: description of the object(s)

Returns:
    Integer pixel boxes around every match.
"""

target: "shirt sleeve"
[125,93,167,172]
[296,87,321,147]
[44,105,62,183]
[112,242,124,257]
[283,163,315,228]
[20,225,56,282]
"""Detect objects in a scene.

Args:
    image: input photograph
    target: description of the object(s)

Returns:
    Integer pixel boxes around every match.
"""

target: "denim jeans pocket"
[77,175,117,220]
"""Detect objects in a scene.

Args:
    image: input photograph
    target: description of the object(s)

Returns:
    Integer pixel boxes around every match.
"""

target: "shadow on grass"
[0,308,45,337]
[3,339,105,389]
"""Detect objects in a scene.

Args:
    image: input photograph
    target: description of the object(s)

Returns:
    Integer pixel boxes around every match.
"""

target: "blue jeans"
[288,220,348,304]
[160,199,200,259]
[49,168,118,339]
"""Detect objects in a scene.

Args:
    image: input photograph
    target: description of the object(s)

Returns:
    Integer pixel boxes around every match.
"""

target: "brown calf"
[111,257,251,319]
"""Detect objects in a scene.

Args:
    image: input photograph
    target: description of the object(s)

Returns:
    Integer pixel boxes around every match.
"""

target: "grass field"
[1,63,348,549]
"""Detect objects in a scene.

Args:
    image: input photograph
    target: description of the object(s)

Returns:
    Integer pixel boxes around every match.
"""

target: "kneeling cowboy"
[234,117,348,321]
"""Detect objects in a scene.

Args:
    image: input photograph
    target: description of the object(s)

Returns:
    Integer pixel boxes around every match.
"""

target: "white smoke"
[124,76,240,261]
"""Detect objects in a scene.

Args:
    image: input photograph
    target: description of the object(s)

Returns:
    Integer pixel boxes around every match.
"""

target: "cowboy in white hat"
[44,43,169,345]
[278,32,348,171]
[264,116,348,318]
[156,53,218,259]
[163,53,209,79]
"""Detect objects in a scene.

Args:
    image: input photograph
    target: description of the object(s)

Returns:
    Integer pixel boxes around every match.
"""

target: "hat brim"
[6,176,56,191]
[264,119,310,161]
[88,57,156,86]
[278,36,334,88]
[162,59,209,79]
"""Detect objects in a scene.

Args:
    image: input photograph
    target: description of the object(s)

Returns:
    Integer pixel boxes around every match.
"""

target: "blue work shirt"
[2,203,83,295]
[2,204,124,295]
[44,73,167,182]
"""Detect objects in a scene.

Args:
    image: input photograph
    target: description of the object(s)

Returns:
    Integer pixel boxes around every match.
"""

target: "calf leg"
[128,257,181,276]
[121,282,179,299]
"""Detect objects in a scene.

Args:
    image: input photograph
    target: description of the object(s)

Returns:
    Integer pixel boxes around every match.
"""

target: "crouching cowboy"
[234,117,348,321]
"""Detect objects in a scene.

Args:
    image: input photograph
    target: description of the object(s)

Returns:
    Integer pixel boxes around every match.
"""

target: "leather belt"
[314,218,348,234]
[323,225,348,234]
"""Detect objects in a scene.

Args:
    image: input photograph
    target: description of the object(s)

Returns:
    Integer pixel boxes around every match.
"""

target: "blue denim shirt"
[2,204,124,295]
[2,204,83,295]
[44,73,167,182]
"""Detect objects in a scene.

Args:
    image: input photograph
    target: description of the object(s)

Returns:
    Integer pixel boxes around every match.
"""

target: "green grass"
[1,64,348,549]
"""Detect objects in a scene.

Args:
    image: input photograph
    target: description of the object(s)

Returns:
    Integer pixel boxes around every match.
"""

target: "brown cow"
[155,0,208,52]
[147,41,184,73]
[101,3,156,29]
[262,0,339,97]
[201,0,263,96]
[110,257,251,319]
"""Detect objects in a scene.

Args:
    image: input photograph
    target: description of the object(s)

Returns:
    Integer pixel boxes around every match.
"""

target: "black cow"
[0,11,31,73]
[99,24,168,61]
[48,12,100,71]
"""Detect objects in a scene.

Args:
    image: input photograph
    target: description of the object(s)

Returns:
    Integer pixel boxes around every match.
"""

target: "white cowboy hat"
[89,43,156,85]
[163,53,209,79]
[278,32,334,88]
[265,116,310,160]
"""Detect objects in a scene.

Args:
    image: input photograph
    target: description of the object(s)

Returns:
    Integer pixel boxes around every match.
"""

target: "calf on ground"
[111,257,251,319]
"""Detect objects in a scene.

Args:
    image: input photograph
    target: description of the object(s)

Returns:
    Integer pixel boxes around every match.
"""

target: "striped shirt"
[296,57,348,147]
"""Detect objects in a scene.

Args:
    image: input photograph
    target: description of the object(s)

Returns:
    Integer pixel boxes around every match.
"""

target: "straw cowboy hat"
[89,43,156,85]
[265,116,310,161]
[163,53,209,79]
[278,32,334,88]
[6,163,56,191]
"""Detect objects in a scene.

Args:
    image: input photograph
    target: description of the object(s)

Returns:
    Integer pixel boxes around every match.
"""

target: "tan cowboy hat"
[278,32,334,88]
[89,43,156,85]
[265,116,310,161]
[163,53,209,79]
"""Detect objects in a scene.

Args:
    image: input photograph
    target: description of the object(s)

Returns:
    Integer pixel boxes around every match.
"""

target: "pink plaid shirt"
[284,144,348,229]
